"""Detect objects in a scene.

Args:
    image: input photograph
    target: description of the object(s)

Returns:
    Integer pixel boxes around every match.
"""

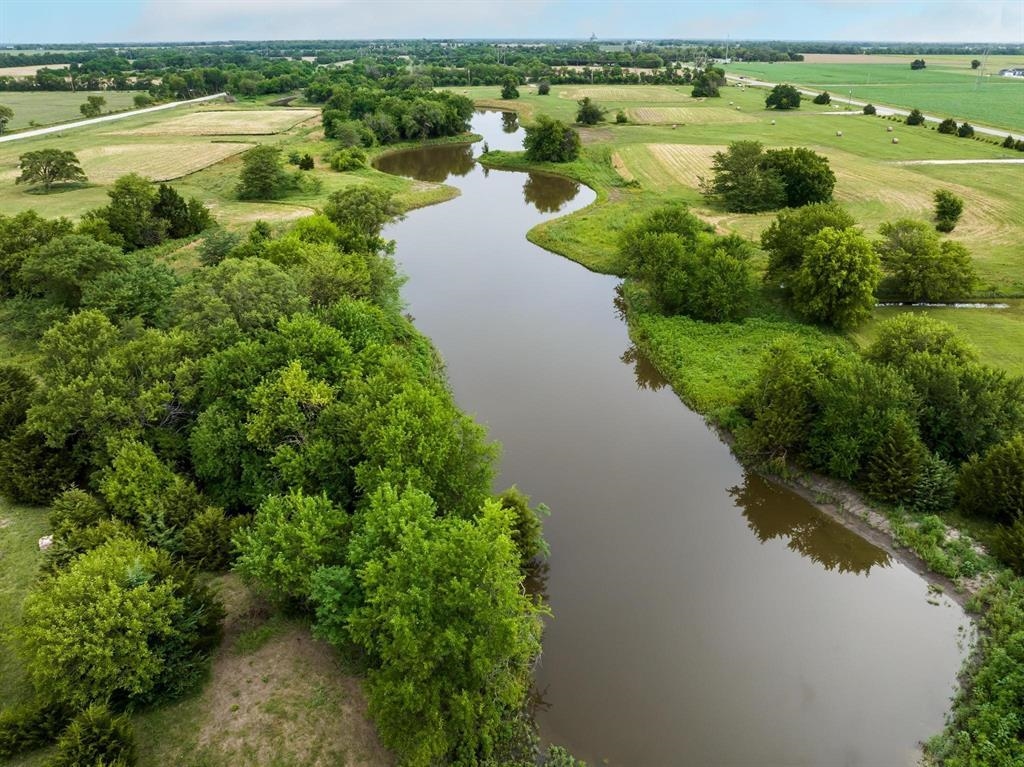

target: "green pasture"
[0,91,139,131]
[727,61,1024,132]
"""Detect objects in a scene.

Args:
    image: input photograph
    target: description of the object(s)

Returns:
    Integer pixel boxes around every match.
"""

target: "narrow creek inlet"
[378,111,968,767]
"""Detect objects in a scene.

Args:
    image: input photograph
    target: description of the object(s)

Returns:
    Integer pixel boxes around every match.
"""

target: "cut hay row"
[76,141,254,182]
[119,109,320,136]
[628,106,757,125]
[642,143,726,188]
[611,151,634,182]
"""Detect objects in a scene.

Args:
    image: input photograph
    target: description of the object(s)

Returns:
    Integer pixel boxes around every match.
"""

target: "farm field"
[0,63,69,77]
[0,90,139,130]
[475,82,1024,369]
[0,97,462,227]
[727,60,1024,132]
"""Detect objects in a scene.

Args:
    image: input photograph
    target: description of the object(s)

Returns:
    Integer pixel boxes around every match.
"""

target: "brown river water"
[377,110,968,767]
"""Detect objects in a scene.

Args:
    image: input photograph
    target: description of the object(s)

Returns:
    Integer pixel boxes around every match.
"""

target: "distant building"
[998,67,1024,77]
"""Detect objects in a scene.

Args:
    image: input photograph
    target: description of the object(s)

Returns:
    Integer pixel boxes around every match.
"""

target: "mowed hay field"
[0,91,139,130]
[628,106,757,124]
[75,141,255,182]
[121,108,321,135]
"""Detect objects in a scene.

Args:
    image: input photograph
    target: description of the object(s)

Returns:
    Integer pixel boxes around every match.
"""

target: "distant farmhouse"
[999,66,1024,77]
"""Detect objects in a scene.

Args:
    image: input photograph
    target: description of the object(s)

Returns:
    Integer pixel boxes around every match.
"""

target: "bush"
[17,538,222,709]
[1004,134,1017,149]
[298,153,315,170]
[198,228,241,267]
[576,97,605,125]
[957,434,1024,524]
[875,218,975,300]
[957,122,975,138]
[500,75,519,100]
[181,506,246,571]
[933,189,964,231]
[523,115,580,163]
[990,517,1024,575]
[906,108,925,126]
[237,145,292,200]
[910,453,957,514]
[328,147,366,171]
[0,700,72,760]
[865,313,976,367]
[937,118,958,135]
[49,704,135,767]
[537,80,551,95]
[863,103,877,115]
[615,109,627,124]
[499,486,550,568]
[812,91,831,105]
[866,411,930,505]
[0,364,34,441]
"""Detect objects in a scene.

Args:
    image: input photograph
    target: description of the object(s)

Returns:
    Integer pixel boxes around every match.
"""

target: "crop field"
[0,90,139,130]
[122,109,321,135]
[73,140,255,182]
[0,63,68,77]
[727,61,1024,132]
[557,85,693,102]
[628,106,757,124]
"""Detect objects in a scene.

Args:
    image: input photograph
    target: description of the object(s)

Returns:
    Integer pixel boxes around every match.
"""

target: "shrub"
[498,486,550,567]
[990,517,1024,575]
[906,108,925,126]
[875,218,975,300]
[17,538,222,709]
[615,109,627,124]
[298,153,315,170]
[546,745,588,767]
[236,145,292,200]
[933,189,964,231]
[198,228,241,267]
[1003,134,1016,148]
[957,122,975,138]
[49,704,135,767]
[181,506,246,571]
[0,364,34,441]
[937,118,958,135]
[0,700,72,760]
[329,147,366,171]
[957,434,1024,524]
[862,103,877,115]
[500,75,519,99]
[866,411,930,505]
[812,91,831,105]
[576,96,605,125]
[537,80,551,95]
[865,313,976,367]
[910,453,957,514]
[765,83,801,110]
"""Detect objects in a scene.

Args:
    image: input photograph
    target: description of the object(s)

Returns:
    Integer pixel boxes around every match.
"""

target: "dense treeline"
[0,183,554,764]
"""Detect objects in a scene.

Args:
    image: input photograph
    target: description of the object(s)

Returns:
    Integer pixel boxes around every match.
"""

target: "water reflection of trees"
[501,111,520,133]
[374,143,476,182]
[522,173,580,213]
[620,345,667,391]
[729,473,890,575]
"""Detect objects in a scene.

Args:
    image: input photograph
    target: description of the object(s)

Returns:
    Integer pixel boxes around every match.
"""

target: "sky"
[0,0,1021,45]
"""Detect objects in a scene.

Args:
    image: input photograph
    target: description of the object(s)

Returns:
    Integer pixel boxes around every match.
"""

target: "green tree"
[875,219,976,301]
[15,149,87,192]
[235,490,350,603]
[911,59,926,70]
[236,145,291,200]
[933,188,964,232]
[957,434,1024,524]
[971,59,982,69]
[18,234,125,307]
[760,147,835,207]
[0,104,13,134]
[538,80,551,95]
[700,140,785,213]
[97,173,166,250]
[864,313,976,367]
[575,96,606,125]
[133,93,154,108]
[937,118,958,135]
[863,103,877,115]
[866,411,930,505]
[79,95,106,118]
[0,210,75,297]
[790,226,881,329]
[765,83,801,110]
[812,91,831,105]
[760,201,857,284]
[957,122,975,138]
[500,75,519,99]
[906,108,925,126]
[49,704,135,767]
[346,486,543,766]
[522,115,580,163]
[17,538,221,709]
[322,186,401,253]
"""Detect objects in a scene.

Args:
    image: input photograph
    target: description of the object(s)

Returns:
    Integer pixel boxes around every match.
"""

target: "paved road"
[0,92,228,144]
[727,76,1023,143]
[891,158,1024,165]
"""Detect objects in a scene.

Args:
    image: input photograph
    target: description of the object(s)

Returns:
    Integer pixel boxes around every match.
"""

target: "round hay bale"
[887,125,894,132]
[770,119,776,125]
[735,106,741,110]
[892,137,900,144]
[729,101,734,105]
[836,130,843,137]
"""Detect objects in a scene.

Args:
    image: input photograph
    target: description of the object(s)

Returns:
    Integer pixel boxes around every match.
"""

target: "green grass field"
[727,60,1024,133]
[0,91,140,131]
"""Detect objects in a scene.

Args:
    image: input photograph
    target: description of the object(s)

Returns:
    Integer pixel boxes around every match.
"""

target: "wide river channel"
[378,110,967,767]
